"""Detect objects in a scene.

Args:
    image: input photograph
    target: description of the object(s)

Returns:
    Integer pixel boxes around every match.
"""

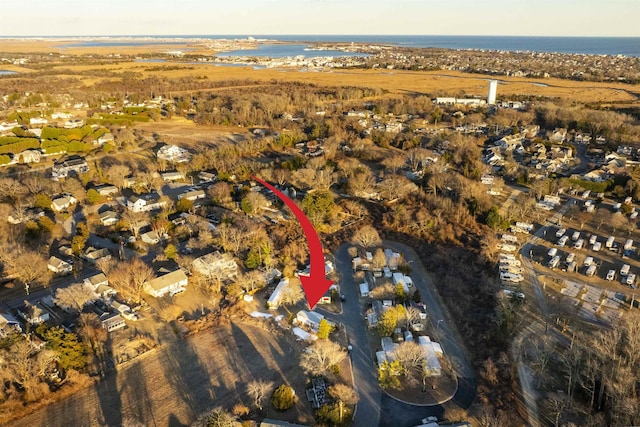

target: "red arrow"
[251,176,334,309]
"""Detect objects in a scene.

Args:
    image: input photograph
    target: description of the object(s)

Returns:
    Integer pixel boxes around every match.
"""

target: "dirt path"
[7,321,313,427]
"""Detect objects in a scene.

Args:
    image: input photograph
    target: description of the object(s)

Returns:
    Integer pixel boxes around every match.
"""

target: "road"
[325,242,476,427]
[516,196,574,427]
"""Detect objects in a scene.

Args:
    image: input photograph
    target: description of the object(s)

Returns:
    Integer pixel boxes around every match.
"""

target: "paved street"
[325,241,476,427]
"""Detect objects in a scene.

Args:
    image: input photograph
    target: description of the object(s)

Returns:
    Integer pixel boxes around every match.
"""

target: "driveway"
[325,242,476,427]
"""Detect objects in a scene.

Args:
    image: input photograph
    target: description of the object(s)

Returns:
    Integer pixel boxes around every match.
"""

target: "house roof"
[48,256,70,268]
[145,269,187,292]
[85,273,108,287]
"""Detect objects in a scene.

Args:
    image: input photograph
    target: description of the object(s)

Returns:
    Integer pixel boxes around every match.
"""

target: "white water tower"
[487,80,498,104]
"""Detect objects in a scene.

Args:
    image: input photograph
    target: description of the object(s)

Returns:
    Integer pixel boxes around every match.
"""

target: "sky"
[2,0,640,37]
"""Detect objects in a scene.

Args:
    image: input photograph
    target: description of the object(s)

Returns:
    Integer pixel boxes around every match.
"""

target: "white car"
[593,242,602,252]
[607,270,616,281]
[626,273,636,286]
[621,264,631,276]
[565,253,575,263]
[556,228,566,238]
[589,234,598,245]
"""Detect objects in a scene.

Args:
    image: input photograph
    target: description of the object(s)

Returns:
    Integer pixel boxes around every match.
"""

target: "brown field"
[2,39,639,104]
[5,320,315,427]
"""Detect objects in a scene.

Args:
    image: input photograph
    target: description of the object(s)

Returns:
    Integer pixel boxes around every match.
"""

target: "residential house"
[141,230,164,245]
[48,256,73,275]
[96,132,114,145]
[7,208,44,224]
[267,278,289,309]
[51,194,77,212]
[51,157,89,179]
[550,128,567,144]
[17,150,41,164]
[29,117,48,126]
[63,119,84,129]
[296,310,332,331]
[0,120,19,133]
[161,171,184,182]
[157,144,191,163]
[95,185,119,197]
[17,301,49,325]
[0,311,21,335]
[583,169,609,183]
[198,171,217,182]
[125,192,166,212]
[192,251,238,279]
[51,112,73,120]
[84,273,116,298]
[143,269,188,297]
[83,247,111,264]
[99,210,119,226]
[178,189,206,201]
[110,301,136,320]
[418,336,442,376]
[100,312,126,332]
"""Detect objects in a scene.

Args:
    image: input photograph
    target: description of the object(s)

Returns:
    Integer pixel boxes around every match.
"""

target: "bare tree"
[280,279,304,309]
[108,258,155,304]
[1,339,57,402]
[1,246,50,294]
[300,340,346,376]
[104,164,131,190]
[53,283,97,313]
[328,383,358,422]
[247,380,273,410]
[372,248,387,269]
[121,209,149,240]
[352,225,382,249]
[393,341,425,380]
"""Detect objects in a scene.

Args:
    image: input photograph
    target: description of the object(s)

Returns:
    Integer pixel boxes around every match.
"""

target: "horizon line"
[1,34,640,39]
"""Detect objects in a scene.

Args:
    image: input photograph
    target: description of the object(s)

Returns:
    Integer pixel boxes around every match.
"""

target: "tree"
[53,283,96,313]
[33,193,52,210]
[376,306,398,337]
[280,279,304,309]
[271,384,296,411]
[352,225,381,249]
[108,258,155,304]
[39,325,87,372]
[372,248,387,269]
[121,209,149,240]
[176,197,194,213]
[317,318,333,339]
[328,383,358,423]
[395,283,407,303]
[78,313,107,354]
[1,246,50,294]
[247,380,273,410]
[164,243,177,260]
[300,340,347,377]
[86,189,102,205]
[378,360,403,390]
[193,407,238,427]
[1,338,58,402]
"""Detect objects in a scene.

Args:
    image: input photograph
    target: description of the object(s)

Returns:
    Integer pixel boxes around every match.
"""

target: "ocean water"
[215,43,370,58]
[0,70,17,75]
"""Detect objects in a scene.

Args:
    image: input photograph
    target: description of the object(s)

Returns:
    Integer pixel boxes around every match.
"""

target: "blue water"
[0,70,17,75]
[215,43,369,58]
[8,35,640,56]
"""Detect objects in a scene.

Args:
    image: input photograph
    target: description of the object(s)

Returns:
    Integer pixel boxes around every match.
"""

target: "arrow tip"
[300,275,334,310]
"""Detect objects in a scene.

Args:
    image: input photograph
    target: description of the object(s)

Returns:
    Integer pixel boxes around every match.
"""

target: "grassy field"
[7,319,315,427]
[2,39,639,105]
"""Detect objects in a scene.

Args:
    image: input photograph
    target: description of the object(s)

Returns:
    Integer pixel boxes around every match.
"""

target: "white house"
[161,171,184,182]
[144,269,188,298]
[96,132,114,145]
[84,273,116,298]
[83,247,111,264]
[157,144,191,163]
[267,278,289,309]
[51,194,77,212]
[192,251,238,279]
[100,312,126,332]
[126,193,166,212]
[178,189,206,201]
[99,210,119,226]
[48,256,73,275]
[296,310,328,331]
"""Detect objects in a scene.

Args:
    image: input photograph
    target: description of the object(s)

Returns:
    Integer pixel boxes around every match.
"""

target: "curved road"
[325,242,476,427]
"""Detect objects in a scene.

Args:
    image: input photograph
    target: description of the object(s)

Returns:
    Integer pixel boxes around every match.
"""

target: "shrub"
[271,384,296,411]
[176,198,193,213]
[164,244,177,260]
[34,193,52,210]
[86,189,102,205]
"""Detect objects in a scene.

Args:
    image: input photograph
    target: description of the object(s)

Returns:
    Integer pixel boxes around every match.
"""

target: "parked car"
[607,270,616,281]
[556,228,566,238]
